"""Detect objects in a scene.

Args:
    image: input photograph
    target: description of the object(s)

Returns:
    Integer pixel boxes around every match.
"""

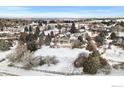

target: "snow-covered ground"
[0,46,89,76]
[102,45,124,64]
[0,51,11,61]
[33,46,89,74]
[0,27,124,75]
[0,44,124,76]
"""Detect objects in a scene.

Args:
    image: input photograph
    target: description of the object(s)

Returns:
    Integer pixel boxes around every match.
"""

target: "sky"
[0,6,124,18]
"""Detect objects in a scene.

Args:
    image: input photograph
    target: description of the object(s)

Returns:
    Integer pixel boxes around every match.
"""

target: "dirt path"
[9,65,82,76]
[0,71,19,76]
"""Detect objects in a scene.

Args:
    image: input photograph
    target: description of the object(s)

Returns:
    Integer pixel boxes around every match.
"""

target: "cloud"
[80,10,111,13]
[0,6,31,13]
[0,12,83,18]
[0,12,122,18]
[5,6,30,11]
[0,7,123,18]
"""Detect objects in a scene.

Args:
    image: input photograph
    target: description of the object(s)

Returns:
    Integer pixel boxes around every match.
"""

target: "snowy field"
[0,45,124,76]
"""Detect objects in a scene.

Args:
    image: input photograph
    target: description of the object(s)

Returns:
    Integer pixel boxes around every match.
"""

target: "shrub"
[7,44,27,63]
[82,61,98,74]
[7,43,47,69]
[72,40,82,48]
[44,56,58,66]
[19,32,28,43]
[39,59,45,66]
[27,42,38,52]
[113,63,124,70]
[88,56,102,68]
[21,51,36,69]
[21,52,44,69]
[85,33,91,41]
[8,63,14,67]
[45,34,51,45]
[0,40,10,51]
[47,25,52,30]
[74,50,109,74]
[95,36,105,46]
[74,53,88,68]
[99,63,111,75]
[110,32,116,40]
[23,63,32,70]
[78,36,83,42]
[86,40,97,51]
[91,51,100,57]
[7,53,17,63]
[113,64,120,69]
[88,51,103,69]
[100,57,108,67]
[119,43,124,50]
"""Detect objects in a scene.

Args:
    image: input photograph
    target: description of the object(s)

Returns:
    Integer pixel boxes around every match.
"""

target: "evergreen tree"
[78,36,83,42]
[42,31,45,36]
[26,33,38,52]
[50,31,54,38]
[24,26,28,32]
[38,21,42,26]
[27,41,37,52]
[45,34,51,45]
[19,32,28,43]
[95,35,105,46]
[110,32,116,40]
[43,21,47,25]
[99,32,106,38]
[35,26,40,37]
[40,31,45,37]
[29,25,32,33]
[82,61,98,74]
[39,35,44,48]
[70,22,77,33]
[1,27,3,31]
[57,24,62,31]
[47,25,52,30]
[26,33,36,42]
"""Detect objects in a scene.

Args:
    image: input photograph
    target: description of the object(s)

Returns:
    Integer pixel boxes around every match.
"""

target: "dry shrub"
[86,40,97,52]
[113,64,120,69]
[22,52,41,66]
[8,63,15,67]
[23,55,58,69]
[7,44,27,63]
[7,43,59,69]
[74,53,88,68]
[113,63,124,70]
[7,43,45,70]
[44,56,58,66]
[72,40,82,48]
[99,64,112,75]
[21,52,44,70]
[100,57,108,67]
[98,58,111,75]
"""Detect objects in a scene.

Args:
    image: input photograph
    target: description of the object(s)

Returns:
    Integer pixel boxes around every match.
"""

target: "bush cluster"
[0,40,10,51]
[82,61,98,74]
[74,51,110,74]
